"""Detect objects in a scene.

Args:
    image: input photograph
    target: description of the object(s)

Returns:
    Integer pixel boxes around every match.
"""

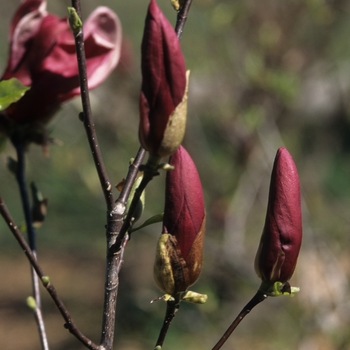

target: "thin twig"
[111,155,157,254]
[12,137,49,350]
[0,198,101,350]
[100,147,145,349]
[175,0,194,39]
[100,233,129,349]
[211,291,267,350]
[155,298,180,349]
[71,0,114,212]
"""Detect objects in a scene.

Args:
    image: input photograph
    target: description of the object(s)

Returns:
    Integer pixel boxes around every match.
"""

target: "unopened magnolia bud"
[255,147,302,289]
[153,146,206,296]
[139,0,187,158]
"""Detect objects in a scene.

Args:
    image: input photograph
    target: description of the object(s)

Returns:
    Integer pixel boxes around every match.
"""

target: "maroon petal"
[163,145,205,261]
[139,0,186,155]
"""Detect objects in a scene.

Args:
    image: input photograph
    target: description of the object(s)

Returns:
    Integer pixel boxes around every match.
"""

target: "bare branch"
[70,0,114,211]
[0,198,101,350]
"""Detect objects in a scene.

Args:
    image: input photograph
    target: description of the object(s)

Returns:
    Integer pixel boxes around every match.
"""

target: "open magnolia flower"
[255,147,302,296]
[154,146,206,302]
[139,0,188,158]
[0,0,121,144]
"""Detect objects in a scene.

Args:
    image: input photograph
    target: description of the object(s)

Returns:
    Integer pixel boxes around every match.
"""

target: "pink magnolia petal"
[67,6,122,97]
[1,0,47,83]
[9,0,46,37]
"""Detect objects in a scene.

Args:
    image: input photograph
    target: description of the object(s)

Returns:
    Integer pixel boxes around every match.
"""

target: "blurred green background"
[1,0,350,349]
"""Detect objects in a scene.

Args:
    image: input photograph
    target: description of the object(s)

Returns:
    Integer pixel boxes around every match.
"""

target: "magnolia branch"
[175,0,193,39]
[0,197,100,350]
[12,138,49,350]
[70,0,114,212]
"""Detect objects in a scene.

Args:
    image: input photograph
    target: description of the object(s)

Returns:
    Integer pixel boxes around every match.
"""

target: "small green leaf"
[130,213,164,233]
[0,78,30,110]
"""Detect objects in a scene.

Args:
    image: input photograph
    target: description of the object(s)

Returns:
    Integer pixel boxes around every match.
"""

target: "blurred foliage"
[1,0,350,349]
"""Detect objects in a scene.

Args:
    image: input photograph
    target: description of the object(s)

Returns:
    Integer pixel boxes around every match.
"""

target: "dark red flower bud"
[1,0,121,124]
[255,147,302,285]
[139,0,188,158]
[154,146,205,295]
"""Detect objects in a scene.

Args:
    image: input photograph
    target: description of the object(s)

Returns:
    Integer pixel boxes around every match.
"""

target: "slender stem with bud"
[70,0,114,212]
[11,137,49,350]
[0,198,100,350]
[175,0,193,39]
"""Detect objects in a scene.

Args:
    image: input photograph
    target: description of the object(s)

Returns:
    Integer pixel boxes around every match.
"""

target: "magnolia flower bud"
[154,146,205,296]
[255,147,302,287]
[139,0,188,158]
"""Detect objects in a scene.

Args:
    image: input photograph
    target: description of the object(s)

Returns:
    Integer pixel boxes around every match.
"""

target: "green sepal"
[0,78,30,110]
[259,280,300,297]
[180,290,208,304]
[130,213,164,233]
[26,296,36,310]
[67,7,82,35]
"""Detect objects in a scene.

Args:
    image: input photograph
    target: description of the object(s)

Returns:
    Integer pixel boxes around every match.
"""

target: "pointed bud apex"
[67,7,82,35]
[255,147,302,287]
[154,146,205,295]
[139,0,187,157]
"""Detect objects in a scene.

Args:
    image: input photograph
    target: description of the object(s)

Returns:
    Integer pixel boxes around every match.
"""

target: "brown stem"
[155,297,180,349]
[11,137,49,350]
[71,0,114,212]
[100,148,145,349]
[0,198,101,350]
[211,290,267,350]
[100,233,129,349]
[175,0,194,39]
[110,153,157,254]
